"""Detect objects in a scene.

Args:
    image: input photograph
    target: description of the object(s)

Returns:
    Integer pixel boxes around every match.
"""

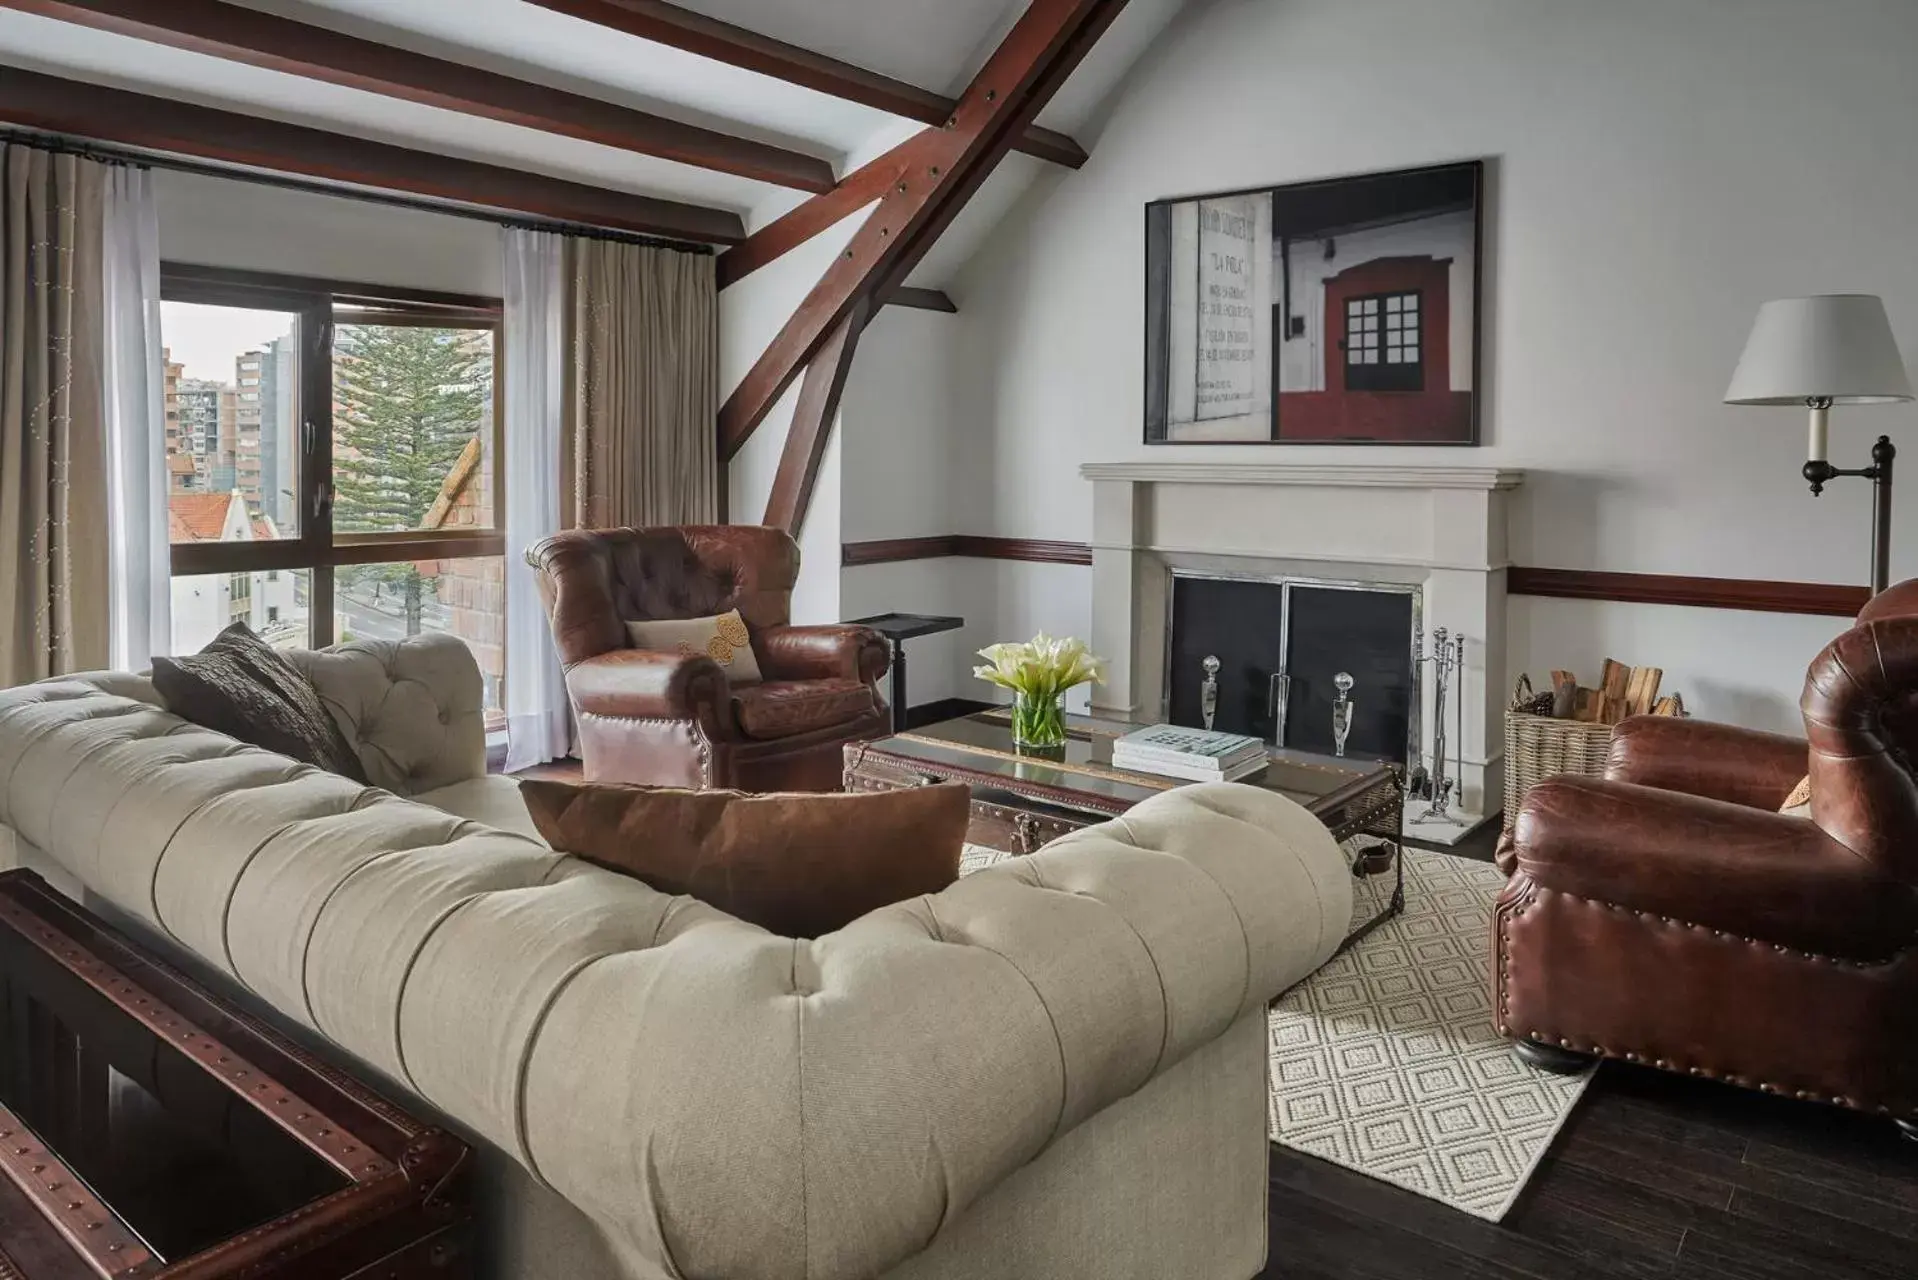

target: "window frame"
[161,263,507,648]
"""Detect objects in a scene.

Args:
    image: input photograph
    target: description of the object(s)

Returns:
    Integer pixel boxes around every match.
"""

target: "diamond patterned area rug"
[958,841,1591,1220]
[1267,847,1592,1220]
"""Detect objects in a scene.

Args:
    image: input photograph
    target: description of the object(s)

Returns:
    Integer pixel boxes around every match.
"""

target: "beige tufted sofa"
[0,635,1354,1280]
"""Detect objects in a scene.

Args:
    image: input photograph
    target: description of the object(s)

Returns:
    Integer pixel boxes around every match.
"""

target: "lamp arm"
[1802,435,1895,595]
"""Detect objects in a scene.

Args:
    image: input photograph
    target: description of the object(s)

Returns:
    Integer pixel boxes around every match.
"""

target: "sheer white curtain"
[501,228,571,770]
[102,164,169,670]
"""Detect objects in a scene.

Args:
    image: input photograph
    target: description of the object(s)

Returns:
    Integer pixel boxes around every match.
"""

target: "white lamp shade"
[1724,295,1913,405]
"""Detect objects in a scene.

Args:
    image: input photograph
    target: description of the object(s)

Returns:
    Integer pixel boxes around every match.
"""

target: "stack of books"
[1111,724,1269,783]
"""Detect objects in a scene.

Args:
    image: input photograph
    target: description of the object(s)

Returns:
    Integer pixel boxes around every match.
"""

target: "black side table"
[847,613,965,732]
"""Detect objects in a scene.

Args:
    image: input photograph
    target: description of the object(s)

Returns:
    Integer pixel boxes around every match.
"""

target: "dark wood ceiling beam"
[762,297,871,534]
[0,67,744,243]
[716,136,912,289]
[886,286,956,313]
[0,0,835,193]
[527,0,1090,169]
[718,0,1127,460]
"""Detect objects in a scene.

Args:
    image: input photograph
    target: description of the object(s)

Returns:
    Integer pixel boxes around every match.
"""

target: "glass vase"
[1011,691,1068,749]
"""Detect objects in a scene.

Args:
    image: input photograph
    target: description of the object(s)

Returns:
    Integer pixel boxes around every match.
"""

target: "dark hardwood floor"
[1261,1059,1916,1280]
[1264,819,1916,1280]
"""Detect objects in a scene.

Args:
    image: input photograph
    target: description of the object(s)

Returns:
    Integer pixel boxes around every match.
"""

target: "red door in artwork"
[1274,254,1471,442]
[1323,256,1451,395]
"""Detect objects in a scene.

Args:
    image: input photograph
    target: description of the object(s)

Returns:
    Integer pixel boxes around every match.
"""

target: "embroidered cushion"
[625,609,762,685]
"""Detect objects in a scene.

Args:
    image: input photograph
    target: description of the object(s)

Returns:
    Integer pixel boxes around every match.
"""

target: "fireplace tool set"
[1410,626,1467,827]
[1194,629,1466,824]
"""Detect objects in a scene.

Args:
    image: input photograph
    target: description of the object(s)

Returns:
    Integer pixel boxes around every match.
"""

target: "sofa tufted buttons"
[438,710,451,726]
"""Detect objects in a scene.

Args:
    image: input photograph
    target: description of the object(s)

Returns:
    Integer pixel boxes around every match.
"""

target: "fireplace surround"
[1081,461,1524,816]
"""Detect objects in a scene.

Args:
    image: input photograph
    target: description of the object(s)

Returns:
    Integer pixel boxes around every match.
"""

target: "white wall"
[837,306,970,706]
[940,0,1918,732]
[156,171,502,295]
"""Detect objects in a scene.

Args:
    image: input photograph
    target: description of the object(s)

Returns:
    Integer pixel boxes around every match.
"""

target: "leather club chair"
[1494,579,1918,1139]
[528,525,891,792]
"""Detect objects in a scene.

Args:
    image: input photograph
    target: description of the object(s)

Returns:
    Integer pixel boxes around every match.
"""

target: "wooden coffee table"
[0,870,471,1278]
[845,710,1405,952]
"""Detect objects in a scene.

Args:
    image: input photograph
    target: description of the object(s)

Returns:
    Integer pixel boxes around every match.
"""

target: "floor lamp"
[1725,295,1913,594]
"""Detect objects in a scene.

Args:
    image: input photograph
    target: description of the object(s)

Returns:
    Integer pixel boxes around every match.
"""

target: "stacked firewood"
[1512,660,1684,724]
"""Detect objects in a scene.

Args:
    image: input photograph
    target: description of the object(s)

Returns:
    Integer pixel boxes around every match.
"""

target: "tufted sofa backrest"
[286,635,486,795]
[51,635,485,798]
[528,525,799,666]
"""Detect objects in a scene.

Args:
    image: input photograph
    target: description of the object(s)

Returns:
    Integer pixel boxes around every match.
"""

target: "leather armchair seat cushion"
[733,679,876,741]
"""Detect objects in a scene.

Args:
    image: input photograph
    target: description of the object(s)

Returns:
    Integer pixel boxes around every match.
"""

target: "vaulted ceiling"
[0,0,1187,282]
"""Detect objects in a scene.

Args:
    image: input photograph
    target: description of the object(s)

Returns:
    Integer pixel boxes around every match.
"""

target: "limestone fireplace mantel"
[1079,460,1526,816]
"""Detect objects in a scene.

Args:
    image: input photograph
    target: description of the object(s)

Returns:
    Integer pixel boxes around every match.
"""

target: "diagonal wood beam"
[527,0,1090,169]
[762,297,871,533]
[0,0,836,192]
[0,67,745,243]
[718,0,1127,460]
[716,136,912,289]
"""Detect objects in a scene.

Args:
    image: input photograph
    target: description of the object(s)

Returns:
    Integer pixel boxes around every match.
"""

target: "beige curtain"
[0,143,109,686]
[563,237,718,529]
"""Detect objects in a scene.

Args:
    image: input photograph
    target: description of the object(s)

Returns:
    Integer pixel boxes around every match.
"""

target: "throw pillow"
[625,610,763,685]
[1779,774,1811,819]
[518,779,971,937]
[151,622,368,783]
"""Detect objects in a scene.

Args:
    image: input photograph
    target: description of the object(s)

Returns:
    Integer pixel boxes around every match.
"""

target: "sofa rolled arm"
[755,624,890,686]
[1604,715,1807,810]
[566,648,731,726]
[520,783,1356,1280]
[1510,775,1915,958]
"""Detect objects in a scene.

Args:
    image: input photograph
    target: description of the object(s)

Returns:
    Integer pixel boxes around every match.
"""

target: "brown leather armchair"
[1495,581,1918,1139]
[528,525,891,792]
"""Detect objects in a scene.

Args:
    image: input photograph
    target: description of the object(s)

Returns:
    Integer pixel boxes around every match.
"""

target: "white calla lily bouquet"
[974,632,1106,747]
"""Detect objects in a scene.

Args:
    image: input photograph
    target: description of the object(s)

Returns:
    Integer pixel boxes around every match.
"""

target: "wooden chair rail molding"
[1505,568,1869,618]
[841,536,1092,567]
[840,542,1870,617]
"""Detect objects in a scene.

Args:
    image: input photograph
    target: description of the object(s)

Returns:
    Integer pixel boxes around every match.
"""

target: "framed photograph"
[1144,160,1483,445]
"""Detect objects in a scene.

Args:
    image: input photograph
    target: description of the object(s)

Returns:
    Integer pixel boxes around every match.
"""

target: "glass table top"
[880,711,1393,815]
[0,917,350,1263]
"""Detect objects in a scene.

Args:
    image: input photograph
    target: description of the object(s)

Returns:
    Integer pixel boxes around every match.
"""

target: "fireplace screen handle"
[1269,671,1290,747]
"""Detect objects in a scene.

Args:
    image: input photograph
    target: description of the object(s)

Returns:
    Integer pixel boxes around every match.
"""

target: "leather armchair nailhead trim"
[1495,883,1915,1118]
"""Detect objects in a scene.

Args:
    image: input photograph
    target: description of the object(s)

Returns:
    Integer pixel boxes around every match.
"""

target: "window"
[1343,290,1423,392]
[160,265,505,723]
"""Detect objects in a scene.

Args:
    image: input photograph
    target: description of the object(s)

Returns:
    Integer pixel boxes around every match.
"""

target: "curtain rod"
[0,127,716,256]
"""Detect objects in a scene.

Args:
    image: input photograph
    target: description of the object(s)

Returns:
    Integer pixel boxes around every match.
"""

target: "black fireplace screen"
[1166,576,1415,765]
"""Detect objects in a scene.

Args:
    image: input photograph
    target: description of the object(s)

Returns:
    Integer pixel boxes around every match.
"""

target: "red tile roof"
[169,492,238,542]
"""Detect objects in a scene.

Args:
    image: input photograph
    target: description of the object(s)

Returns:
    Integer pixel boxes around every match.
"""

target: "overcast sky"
[160,301,298,384]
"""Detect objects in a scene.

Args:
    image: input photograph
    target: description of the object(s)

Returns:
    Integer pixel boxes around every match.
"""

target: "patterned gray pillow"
[151,623,368,783]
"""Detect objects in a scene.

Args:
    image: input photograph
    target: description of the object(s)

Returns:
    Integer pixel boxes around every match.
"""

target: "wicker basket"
[1502,676,1616,832]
